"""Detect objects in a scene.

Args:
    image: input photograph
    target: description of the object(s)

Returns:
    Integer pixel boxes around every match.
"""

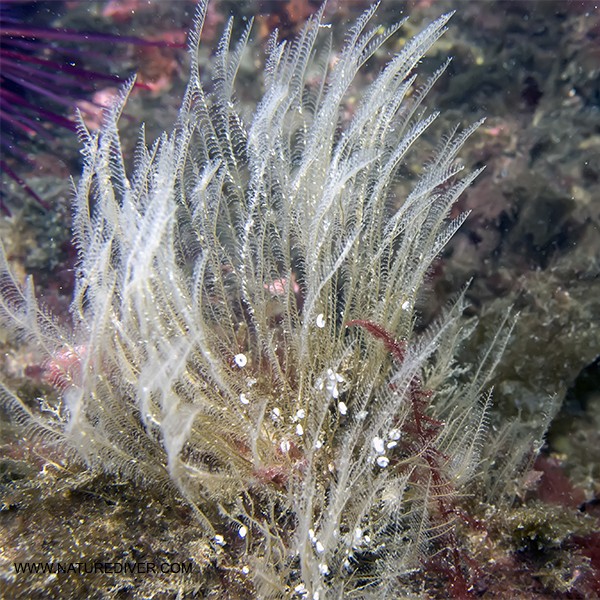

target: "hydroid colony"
[0,2,549,597]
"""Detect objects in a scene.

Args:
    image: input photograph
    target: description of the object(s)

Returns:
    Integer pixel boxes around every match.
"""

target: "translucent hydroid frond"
[0,3,545,597]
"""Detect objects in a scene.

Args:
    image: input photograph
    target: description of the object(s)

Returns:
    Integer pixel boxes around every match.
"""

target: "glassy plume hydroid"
[0,2,547,597]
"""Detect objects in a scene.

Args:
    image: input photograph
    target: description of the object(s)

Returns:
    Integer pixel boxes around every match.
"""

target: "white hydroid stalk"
[0,2,528,597]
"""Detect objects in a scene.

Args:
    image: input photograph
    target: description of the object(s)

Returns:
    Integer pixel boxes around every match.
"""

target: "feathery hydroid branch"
[0,2,538,597]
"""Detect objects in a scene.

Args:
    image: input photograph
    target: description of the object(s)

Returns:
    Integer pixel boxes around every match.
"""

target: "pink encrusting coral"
[41,345,87,391]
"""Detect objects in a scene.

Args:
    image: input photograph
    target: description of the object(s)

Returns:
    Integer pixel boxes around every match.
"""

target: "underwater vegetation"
[1,1,599,598]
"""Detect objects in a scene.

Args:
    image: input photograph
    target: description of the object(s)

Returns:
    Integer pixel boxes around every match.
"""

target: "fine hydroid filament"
[0,2,529,597]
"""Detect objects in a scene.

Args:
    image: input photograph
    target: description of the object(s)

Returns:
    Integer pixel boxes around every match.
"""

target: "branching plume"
[0,2,546,597]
